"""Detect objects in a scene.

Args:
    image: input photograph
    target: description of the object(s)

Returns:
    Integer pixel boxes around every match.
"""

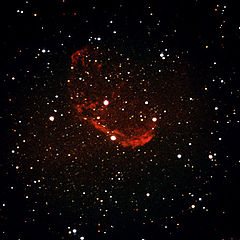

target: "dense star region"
[1,0,240,240]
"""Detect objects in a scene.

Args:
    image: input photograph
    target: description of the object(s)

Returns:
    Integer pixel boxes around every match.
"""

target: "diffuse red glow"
[69,46,158,149]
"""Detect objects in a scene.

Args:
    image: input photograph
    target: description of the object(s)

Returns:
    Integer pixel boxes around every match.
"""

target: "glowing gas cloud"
[69,46,158,148]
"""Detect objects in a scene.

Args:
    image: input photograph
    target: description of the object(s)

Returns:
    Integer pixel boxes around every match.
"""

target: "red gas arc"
[69,46,158,148]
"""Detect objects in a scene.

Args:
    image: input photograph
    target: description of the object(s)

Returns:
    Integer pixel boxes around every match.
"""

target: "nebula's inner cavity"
[69,46,158,148]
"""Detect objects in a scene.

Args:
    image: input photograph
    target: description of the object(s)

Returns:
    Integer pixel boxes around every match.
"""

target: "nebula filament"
[69,46,158,148]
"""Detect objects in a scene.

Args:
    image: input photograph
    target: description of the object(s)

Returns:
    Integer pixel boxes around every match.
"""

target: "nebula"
[68,45,159,148]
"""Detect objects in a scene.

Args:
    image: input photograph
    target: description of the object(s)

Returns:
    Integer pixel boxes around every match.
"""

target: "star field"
[1,1,240,239]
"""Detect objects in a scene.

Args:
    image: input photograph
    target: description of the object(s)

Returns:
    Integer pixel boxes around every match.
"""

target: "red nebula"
[69,45,158,149]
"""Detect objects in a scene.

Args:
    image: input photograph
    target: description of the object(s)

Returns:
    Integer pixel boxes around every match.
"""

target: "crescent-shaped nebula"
[69,45,159,148]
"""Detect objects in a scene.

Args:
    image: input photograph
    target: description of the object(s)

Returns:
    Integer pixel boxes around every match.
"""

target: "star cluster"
[1,0,240,239]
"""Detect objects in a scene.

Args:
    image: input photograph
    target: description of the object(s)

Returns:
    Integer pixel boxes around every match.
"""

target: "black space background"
[1,0,240,239]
